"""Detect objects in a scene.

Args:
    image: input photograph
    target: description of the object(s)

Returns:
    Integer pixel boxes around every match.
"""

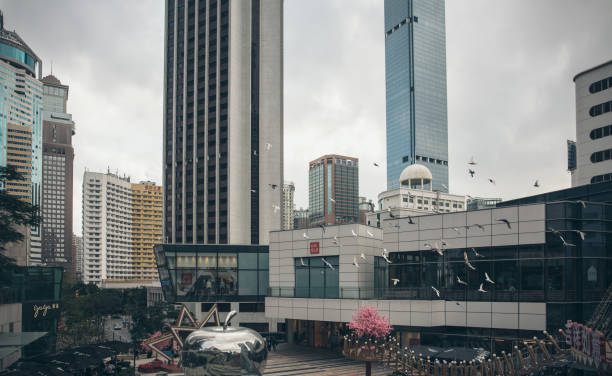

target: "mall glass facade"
[154,244,268,303]
[294,256,339,298]
[385,0,449,191]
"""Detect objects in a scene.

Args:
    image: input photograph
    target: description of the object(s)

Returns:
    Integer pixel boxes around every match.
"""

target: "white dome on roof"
[399,164,433,187]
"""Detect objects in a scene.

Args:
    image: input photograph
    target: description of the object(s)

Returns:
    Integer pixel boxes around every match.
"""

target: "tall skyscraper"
[41,74,75,275]
[308,154,359,226]
[0,12,44,265]
[570,60,612,186]
[163,0,283,246]
[281,181,294,230]
[384,0,448,191]
[73,234,83,280]
[82,171,133,284]
[131,181,163,281]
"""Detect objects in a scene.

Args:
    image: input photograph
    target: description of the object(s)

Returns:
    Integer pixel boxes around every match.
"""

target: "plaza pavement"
[263,344,389,376]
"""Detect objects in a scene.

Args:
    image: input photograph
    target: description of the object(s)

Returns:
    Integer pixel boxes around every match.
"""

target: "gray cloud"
[1,0,610,234]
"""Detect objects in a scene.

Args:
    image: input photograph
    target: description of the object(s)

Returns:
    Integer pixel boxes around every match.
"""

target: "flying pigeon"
[352,256,359,269]
[478,283,487,293]
[330,197,336,203]
[250,189,257,193]
[533,180,540,188]
[473,223,485,231]
[407,216,415,224]
[332,235,339,244]
[468,169,475,178]
[488,178,496,185]
[360,253,367,261]
[559,234,575,247]
[253,149,258,156]
[373,162,380,167]
[351,229,358,237]
[484,272,495,284]
[548,227,562,236]
[387,207,395,218]
[431,286,441,297]
[322,258,335,270]
[464,251,476,270]
[268,184,278,189]
[318,224,326,234]
[497,219,511,229]
[472,248,484,258]
[451,227,461,234]
[576,200,587,208]
[392,278,400,286]
[572,230,586,240]
[272,204,280,213]
[456,275,468,286]
[382,252,392,264]
[442,183,449,191]
[303,232,310,239]
[468,156,477,165]
[367,230,374,238]
[265,142,272,150]
[300,258,307,267]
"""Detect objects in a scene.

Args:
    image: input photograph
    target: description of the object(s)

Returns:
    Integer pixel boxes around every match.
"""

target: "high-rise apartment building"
[163,0,283,246]
[281,181,294,230]
[308,155,359,226]
[73,234,83,281]
[131,181,163,281]
[82,171,133,285]
[570,60,612,186]
[40,74,75,275]
[293,208,309,230]
[0,12,44,265]
[384,0,448,191]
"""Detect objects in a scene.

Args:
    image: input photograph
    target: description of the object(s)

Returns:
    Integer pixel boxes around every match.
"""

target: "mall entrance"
[288,320,347,351]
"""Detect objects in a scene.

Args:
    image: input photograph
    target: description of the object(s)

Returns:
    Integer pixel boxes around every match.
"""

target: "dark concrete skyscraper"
[163,0,283,246]
[384,0,448,191]
[41,74,75,274]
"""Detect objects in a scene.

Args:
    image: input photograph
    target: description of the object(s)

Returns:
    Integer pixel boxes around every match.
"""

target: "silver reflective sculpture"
[182,311,268,375]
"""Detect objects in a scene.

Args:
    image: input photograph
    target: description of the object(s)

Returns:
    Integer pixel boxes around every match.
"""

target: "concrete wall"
[265,297,546,331]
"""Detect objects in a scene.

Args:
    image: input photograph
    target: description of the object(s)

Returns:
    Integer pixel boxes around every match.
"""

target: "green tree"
[0,165,40,265]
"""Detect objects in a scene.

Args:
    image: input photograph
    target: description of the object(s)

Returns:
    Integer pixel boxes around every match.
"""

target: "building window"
[589,100,612,117]
[295,257,339,299]
[590,124,612,140]
[591,172,612,184]
[402,156,409,163]
[590,148,612,163]
[589,76,612,94]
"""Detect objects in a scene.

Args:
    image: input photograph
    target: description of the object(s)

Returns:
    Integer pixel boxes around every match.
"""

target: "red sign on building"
[310,242,319,254]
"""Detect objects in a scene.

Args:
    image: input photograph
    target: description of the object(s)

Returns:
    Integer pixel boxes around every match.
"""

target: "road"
[103,315,132,343]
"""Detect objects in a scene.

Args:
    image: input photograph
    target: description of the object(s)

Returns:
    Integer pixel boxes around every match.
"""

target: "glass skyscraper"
[384,0,448,191]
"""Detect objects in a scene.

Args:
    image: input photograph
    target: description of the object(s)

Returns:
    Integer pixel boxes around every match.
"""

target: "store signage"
[564,320,610,367]
[309,242,319,254]
[30,302,60,319]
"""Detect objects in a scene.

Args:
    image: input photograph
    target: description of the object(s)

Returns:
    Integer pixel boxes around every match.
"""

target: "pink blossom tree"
[347,305,392,376]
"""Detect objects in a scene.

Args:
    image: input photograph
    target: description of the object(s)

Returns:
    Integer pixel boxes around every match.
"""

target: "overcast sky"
[2,1,611,236]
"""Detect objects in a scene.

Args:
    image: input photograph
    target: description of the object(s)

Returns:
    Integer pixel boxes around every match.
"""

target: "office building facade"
[73,234,83,280]
[571,60,612,186]
[40,74,75,275]
[0,13,43,265]
[163,0,283,246]
[281,181,295,230]
[294,207,309,230]
[308,154,359,226]
[384,0,448,191]
[131,181,163,281]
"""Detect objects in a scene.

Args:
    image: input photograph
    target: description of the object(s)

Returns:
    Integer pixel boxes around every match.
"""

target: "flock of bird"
[295,156,588,300]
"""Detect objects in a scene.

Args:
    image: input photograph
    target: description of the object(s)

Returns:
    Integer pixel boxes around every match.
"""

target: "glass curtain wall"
[294,256,339,298]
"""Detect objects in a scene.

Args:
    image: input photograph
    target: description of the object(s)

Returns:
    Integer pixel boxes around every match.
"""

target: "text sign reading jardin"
[309,242,319,254]
[563,320,609,367]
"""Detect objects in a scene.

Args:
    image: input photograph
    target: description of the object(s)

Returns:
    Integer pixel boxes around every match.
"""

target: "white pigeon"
[303,232,309,239]
[352,256,359,269]
[265,142,272,150]
[322,258,335,270]
[451,227,461,234]
[360,253,367,261]
[431,286,440,298]
[478,283,487,293]
[367,230,374,238]
[330,197,336,203]
[456,275,468,286]
[484,272,495,284]
[442,184,449,191]
[332,235,339,244]
[560,235,575,247]
[382,248,388,255]
[472,248,484,258]
[272,204,280,213]
[573,230,586,240]
[300,258,307,267]
[382,252,392,264]
[392,278,400,286]
[351,229,358,237]
[464,251,476,270]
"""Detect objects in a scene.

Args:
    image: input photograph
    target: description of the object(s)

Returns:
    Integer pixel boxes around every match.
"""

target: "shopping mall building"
[265,181,612,353]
